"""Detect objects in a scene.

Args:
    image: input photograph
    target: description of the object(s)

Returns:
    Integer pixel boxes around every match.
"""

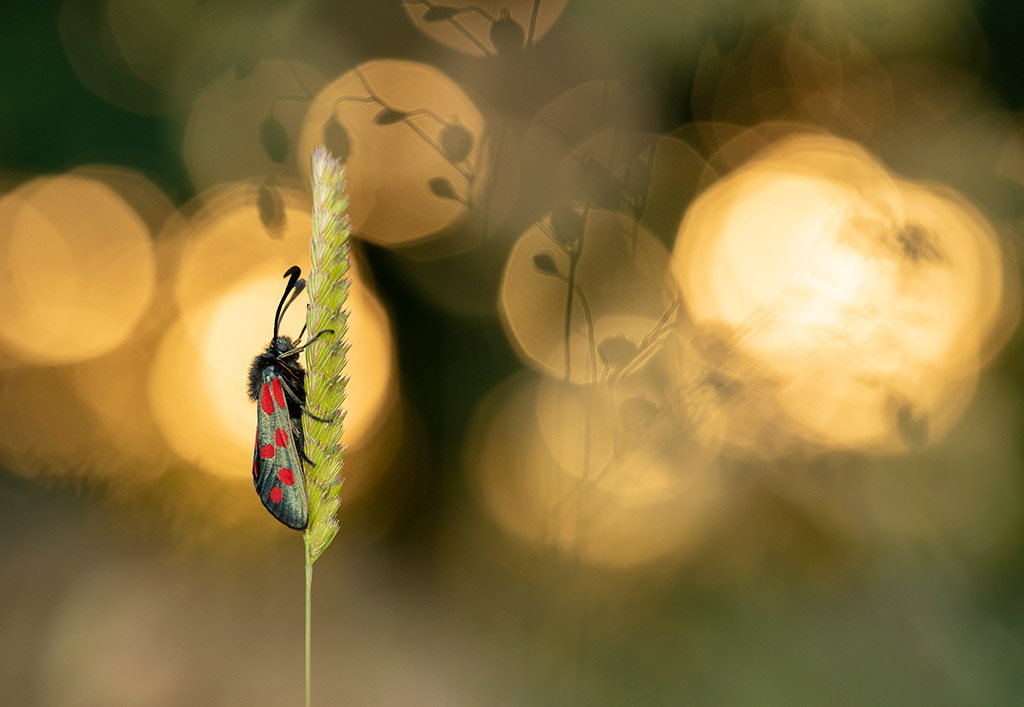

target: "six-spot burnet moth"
[246,266,334,529]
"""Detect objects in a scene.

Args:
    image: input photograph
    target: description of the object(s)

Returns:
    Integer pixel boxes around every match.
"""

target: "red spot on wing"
[269,487,283,503]
[271,378,286,409]
[275,428,288,447]
[260,383,274,415]
[278,468,294,486]
[260,444,275,459]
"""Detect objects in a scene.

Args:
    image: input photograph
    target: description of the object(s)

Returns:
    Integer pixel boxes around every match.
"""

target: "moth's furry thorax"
[246,336,305,402]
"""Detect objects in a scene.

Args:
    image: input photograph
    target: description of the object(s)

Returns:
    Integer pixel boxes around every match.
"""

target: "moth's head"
[271,335,296,359]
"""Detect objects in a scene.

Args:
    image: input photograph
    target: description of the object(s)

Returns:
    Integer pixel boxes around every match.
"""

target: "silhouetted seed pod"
[428,176,460,201]
[489,9,525,55]
[422,5,460,22]
[322,116,352,163]
[895,223,943,264]
[257,178,286,235]
[440,120,474,164]
[260,113,289,163]
[374,107,408,125]
[531,252,561,277]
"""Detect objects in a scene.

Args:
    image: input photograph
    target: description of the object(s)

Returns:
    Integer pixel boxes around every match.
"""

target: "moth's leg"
[293,424,317,467]
[302,407,336,423]
[282,410,318,468]
[279,376,337,423]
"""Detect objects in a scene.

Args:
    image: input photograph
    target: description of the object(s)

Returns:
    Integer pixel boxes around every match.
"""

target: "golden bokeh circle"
[500,209,677,383]
[465,373,725,569]
[297,60,488,248]
[0,173,156,365]
[671,134,1017,453]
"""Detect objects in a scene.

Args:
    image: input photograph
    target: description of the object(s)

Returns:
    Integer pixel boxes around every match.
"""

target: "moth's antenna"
[274,266,304,338]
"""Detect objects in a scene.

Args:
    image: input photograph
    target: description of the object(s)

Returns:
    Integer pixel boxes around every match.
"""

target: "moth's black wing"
[252,366,309,529]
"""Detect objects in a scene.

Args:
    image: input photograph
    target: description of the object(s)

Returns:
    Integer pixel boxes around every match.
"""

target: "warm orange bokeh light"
[168,181,310,318]
[297,60,489,249]
[71,340,171,474]
[465,373,724,569]
[149,186,395,486]
[672,134,1018,453]
[500,209,677,383]
[0,172,156,365]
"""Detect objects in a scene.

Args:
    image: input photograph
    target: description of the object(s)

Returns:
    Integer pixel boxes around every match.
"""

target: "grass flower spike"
[304,145,350,563]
